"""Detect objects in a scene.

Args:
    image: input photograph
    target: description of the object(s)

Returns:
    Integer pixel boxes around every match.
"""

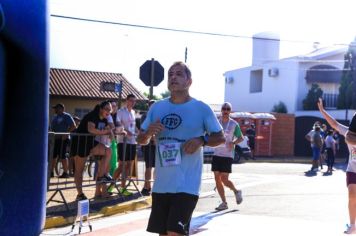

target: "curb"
[44,196,152,229]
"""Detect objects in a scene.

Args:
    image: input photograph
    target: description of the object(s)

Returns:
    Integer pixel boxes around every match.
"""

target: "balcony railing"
[323,93,338,109]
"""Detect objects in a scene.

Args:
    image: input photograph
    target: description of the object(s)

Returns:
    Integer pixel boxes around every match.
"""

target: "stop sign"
[139,59,164,86]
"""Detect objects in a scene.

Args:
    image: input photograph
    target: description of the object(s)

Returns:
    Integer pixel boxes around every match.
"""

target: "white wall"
[224,60,299,113]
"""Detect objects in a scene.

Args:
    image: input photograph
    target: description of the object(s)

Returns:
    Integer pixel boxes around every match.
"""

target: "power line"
[50,14,351,46]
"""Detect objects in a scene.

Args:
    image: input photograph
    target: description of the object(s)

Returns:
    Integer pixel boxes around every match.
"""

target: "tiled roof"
[50,68,146,100]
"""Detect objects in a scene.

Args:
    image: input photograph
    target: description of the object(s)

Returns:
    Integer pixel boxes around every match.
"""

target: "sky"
[49,0,356,104]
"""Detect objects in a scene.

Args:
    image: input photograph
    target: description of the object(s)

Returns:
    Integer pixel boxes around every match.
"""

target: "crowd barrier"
[47,132,215,212]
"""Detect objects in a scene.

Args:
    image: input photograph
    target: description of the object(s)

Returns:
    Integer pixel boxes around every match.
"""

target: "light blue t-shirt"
[141,98,222,196]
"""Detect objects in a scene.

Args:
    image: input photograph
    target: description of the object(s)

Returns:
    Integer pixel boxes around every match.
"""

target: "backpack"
[313,132,323,148]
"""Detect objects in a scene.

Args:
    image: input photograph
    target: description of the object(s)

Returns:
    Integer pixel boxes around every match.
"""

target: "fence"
[47,132,215,213]
[47,132,145,212]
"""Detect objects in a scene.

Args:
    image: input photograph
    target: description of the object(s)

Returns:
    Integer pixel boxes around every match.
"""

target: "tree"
[272,101,288,113]
[160,90,170,98]
[303,83,323,110]
[143,92,160,100]
[338,44,356,109]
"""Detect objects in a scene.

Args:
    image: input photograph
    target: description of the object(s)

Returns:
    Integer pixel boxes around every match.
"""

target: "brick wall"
[271,113,295,156]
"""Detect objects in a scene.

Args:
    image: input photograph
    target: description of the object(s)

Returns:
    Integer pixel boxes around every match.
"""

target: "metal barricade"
[46,132,147,213]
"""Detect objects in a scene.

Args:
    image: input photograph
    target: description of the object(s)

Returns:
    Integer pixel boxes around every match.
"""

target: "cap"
[52,103,64,109]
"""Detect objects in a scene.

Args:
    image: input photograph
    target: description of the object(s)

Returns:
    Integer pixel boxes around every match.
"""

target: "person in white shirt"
[317,98,356,234]
[111,94,138,196]
[212,102,244,211]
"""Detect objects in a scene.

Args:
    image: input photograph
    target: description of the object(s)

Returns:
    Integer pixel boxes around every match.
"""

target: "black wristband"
[200,135,208,146]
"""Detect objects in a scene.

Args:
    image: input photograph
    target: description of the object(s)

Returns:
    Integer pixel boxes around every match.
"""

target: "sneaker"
[76,193,88,201]
[104,174,113,181]
[344,224,356,234]
[58,172,69,178]
[235,190,243,205]
[107,184,115,193]
[141,188,151,196]
[120,188,133,196]
[215,202,228,211]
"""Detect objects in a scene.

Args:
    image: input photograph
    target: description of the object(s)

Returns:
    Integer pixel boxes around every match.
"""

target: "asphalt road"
[42,162,350,235]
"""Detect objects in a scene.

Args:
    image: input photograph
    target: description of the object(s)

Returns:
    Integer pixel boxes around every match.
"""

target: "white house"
[224,32,348,114]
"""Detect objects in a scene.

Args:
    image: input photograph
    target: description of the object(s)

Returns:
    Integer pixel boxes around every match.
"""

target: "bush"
[272,101,288,113]
[303,83,323,110]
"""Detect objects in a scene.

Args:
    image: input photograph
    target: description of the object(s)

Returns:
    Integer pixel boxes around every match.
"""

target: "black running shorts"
[147,192,198,235]
[211,155,233,173]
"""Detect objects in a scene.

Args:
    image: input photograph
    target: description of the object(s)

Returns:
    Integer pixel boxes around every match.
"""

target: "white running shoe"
[235,190,243,205]
[345,224,356,234]
[215,202,228,211]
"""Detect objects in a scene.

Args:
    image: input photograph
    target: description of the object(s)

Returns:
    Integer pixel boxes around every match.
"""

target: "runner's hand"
[226,141,234,151]
[317,98,324,111]
[183,138,203,154]
[147,119,164,137]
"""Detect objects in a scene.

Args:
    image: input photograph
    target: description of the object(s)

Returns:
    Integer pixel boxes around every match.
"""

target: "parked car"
[203,139,252,164]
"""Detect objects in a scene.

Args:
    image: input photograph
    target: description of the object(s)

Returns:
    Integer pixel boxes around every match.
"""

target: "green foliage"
[143,92,160,100]
[160,90,171,98]
[338,50,355,109]
[272,101,288,113]
[303,83,323,110]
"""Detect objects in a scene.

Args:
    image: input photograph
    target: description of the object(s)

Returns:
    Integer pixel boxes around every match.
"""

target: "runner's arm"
[317,98,341,131]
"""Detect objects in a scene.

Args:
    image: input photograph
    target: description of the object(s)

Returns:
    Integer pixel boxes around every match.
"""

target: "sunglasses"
[222,107,231,111]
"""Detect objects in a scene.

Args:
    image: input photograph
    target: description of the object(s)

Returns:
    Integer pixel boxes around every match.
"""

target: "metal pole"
[149,58,155,100]
[118,80,123,109]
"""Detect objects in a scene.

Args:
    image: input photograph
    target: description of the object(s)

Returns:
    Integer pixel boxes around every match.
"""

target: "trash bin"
[253,113,276,156]
[230,112,256,134]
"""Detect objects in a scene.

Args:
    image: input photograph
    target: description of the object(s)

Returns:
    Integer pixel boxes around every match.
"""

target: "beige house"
[49,68,146,119]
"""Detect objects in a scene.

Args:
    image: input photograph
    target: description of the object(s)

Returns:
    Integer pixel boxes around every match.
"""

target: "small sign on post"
[71,199,92,234]
[100,81,123,93]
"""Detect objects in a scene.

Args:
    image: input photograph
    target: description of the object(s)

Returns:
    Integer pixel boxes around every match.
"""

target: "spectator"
[71,101,113,200]
[324,129,336,174]
[50,103,76,178]
[112,94,139,196]
[245,124,256,159]
[305,121,322,171]
[140,100,156,196]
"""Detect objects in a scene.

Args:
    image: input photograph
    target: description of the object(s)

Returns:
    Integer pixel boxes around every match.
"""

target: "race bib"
[158,142,182,167]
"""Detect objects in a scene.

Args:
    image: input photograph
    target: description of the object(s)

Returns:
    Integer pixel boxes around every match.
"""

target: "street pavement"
[42,162,350,236]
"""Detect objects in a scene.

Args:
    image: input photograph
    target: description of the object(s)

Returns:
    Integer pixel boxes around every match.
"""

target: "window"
[74,108,90,119]
[250,70,263,93]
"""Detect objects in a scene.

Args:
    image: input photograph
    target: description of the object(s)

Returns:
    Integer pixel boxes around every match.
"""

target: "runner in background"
[212,102,244,211]
[317,98,356,234]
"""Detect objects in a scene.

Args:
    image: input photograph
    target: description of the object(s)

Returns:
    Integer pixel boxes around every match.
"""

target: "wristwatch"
[200,135,208,146]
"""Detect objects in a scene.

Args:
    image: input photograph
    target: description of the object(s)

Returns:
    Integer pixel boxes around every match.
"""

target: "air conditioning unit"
[268,68,279,77]
[225,76,234,84]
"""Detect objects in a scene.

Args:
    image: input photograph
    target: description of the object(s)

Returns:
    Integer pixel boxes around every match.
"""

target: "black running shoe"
[76,193,88,201]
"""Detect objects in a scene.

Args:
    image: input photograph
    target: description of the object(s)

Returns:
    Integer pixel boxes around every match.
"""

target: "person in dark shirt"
[245,124,256,159]
[50,103,76,178]
[140,100,156,196]
[71,101,114,200]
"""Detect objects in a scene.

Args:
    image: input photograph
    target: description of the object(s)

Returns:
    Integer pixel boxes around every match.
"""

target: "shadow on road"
[304,170,317,177]
[190,209,238,235]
